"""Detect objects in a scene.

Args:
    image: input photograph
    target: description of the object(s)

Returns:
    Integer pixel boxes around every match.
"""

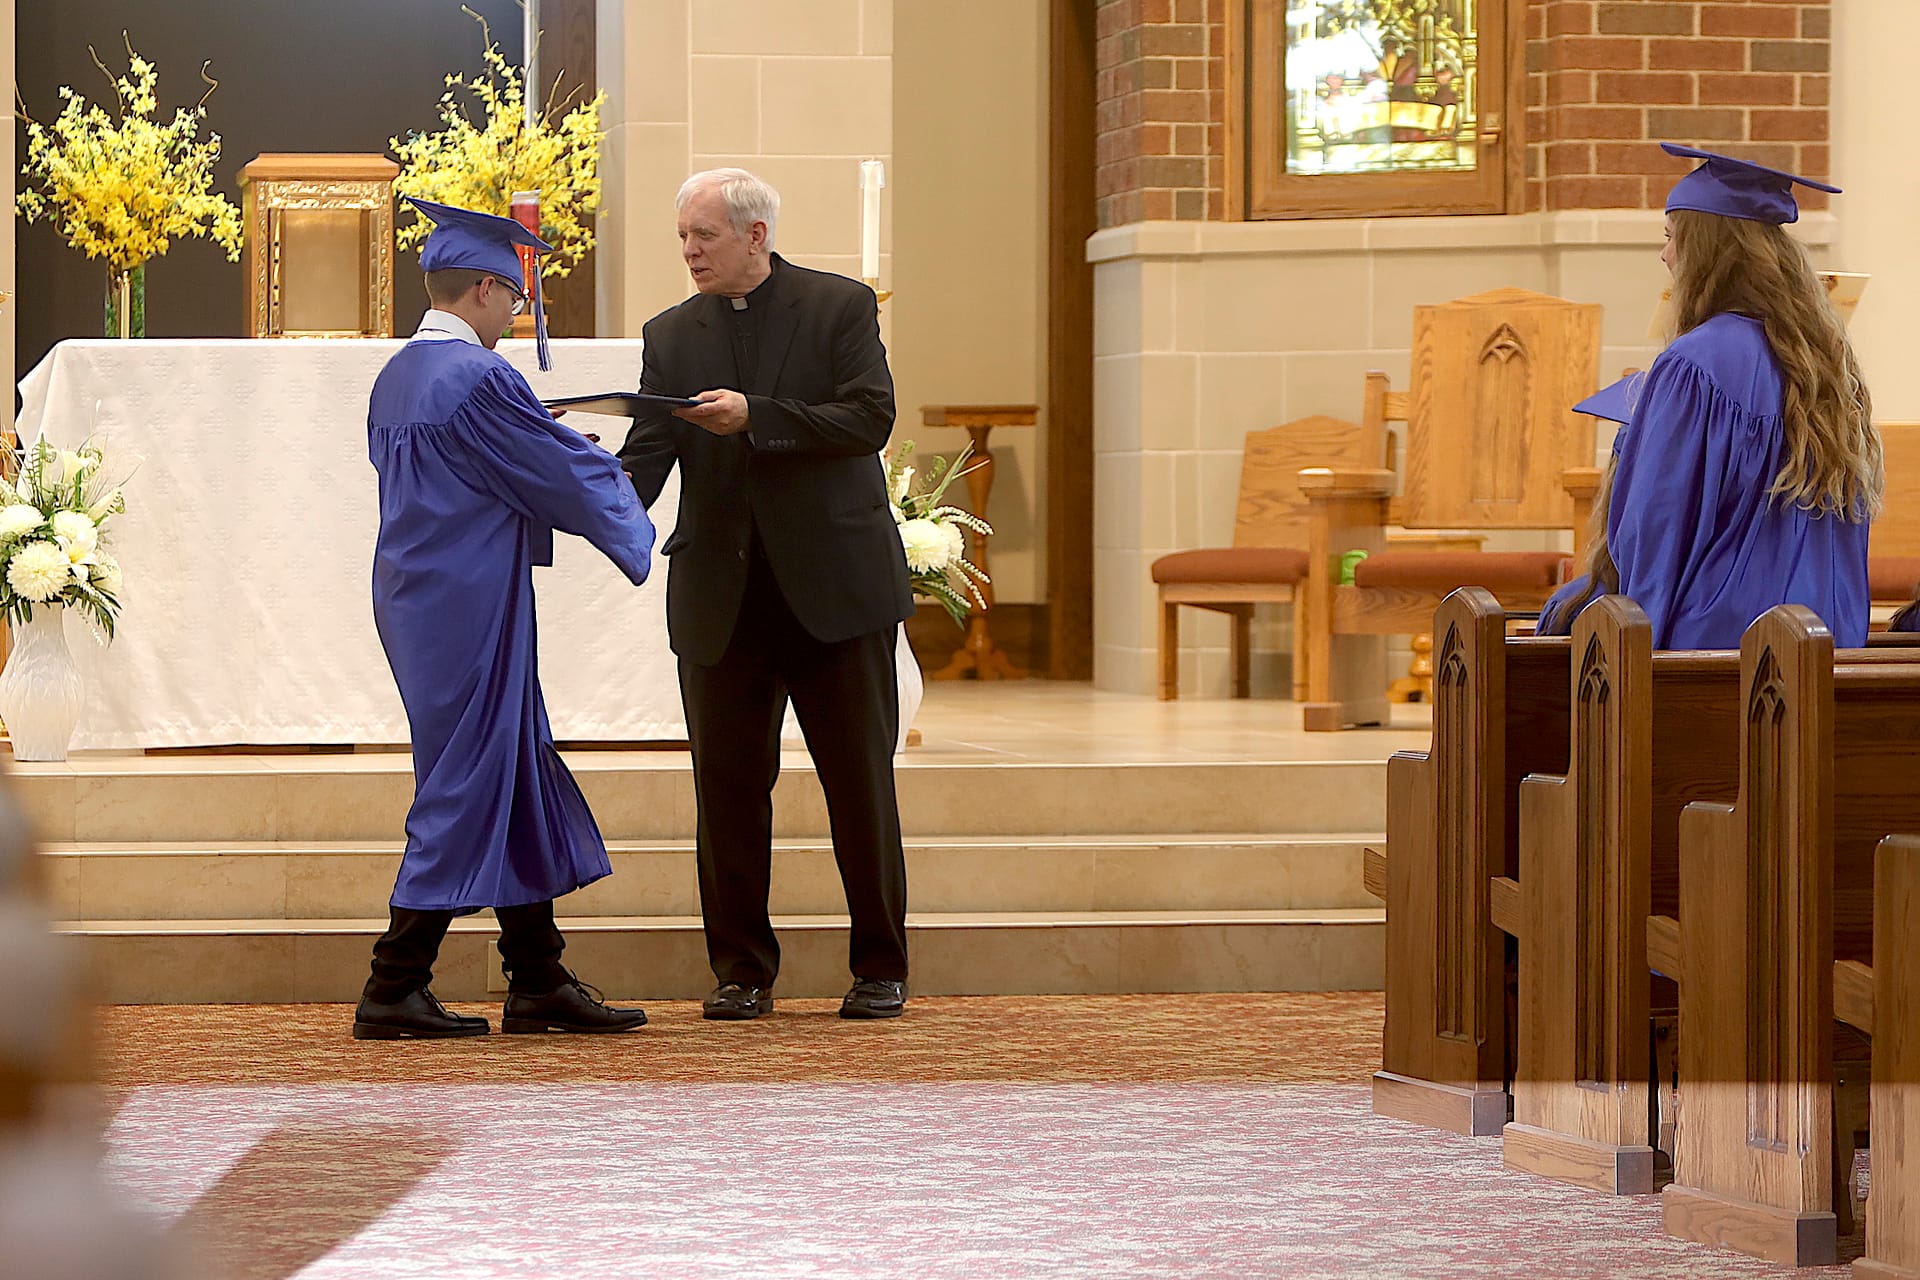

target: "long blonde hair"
[1667,209,1882,519]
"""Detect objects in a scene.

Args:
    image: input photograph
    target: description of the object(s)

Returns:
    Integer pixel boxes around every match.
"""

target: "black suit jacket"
[618,256,915,666]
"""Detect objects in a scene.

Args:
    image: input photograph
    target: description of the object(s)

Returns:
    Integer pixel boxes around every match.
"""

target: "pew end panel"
[1666,608,1840,1267]
[1373,589,1512,1136]
[1860,834,1920,1280]
[1374,589,1575,1137]
[1504,597,1659,1195]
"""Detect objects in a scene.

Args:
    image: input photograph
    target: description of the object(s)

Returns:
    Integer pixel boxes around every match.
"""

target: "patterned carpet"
[77,994,1862,1279]
[95,992,1385,1087]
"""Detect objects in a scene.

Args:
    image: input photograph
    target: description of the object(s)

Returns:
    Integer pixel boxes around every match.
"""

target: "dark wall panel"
[15,0,552,375]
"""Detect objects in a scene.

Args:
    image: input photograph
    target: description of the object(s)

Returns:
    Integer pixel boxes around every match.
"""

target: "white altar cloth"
[17,338,685,750]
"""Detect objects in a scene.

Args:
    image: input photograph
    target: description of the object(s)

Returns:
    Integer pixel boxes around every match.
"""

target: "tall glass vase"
[105,265,147,339]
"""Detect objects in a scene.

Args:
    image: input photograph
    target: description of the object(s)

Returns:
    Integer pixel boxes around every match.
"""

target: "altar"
[16,337,685,750]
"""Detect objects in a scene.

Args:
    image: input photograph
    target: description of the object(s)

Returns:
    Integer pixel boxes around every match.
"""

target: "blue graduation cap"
[1573,371,1646,426]
[1661,142,1840,226]
[407,196,555,371]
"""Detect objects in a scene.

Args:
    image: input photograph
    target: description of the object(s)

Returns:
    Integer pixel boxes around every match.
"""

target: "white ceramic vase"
[0,609,83,762]
[894,621,923,753]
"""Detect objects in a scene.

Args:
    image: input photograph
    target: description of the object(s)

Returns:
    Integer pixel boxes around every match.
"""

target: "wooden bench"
[1371,587,1571,1136]
[1500,601,1920,1194]
[1663,608,1920,1266]
[1371,588,1920,1141]
[1858,833,1920,1280]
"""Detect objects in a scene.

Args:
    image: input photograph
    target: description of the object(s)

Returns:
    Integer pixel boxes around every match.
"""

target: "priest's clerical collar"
[1661,142,1840,225]
[726,256,780,310]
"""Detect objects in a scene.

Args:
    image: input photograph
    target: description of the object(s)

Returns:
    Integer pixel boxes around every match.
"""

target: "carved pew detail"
[1665,609,1920,1267]
[1503,599,1749,1192]
[1505,598,1661,1193]
[1374,587,1572,1136]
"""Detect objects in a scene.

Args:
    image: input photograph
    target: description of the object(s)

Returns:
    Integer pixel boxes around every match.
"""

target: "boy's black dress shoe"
[501,976,648,1034]
[352,988,490,1039]
[702,982,774,1020]
[839,978,907,1019]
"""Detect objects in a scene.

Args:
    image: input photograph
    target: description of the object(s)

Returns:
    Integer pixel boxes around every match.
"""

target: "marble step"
[11,756,1389,844]
[56,908,1386,1003]
[39,834,1382,921]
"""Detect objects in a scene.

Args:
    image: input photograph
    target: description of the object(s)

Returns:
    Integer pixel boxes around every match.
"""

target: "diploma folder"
[540,391,702,417]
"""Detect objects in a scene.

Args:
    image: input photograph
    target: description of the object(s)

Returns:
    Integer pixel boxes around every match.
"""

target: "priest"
[354,198,654,1040]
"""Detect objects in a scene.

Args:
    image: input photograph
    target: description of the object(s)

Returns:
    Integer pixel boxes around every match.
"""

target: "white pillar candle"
[523,0,541,133]
[860,160,885,281]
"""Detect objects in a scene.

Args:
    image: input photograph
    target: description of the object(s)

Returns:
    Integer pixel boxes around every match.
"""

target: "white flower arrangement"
[0,440,127,640]
[884,441,991,627]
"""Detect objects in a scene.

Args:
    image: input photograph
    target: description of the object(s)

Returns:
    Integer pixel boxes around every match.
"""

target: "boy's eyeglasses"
[490,274,528,315]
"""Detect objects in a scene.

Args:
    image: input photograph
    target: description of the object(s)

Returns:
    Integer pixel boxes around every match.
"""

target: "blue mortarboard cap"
[407,197,555,370]
[1661,143,1840,225]
[1572,371,1646,426]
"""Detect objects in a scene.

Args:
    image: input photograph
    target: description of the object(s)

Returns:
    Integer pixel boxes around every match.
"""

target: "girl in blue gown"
[1539,144,1882,647]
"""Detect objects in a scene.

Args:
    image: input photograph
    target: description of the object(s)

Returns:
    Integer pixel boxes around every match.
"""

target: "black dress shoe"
[702,982,774,1021]
[352,988,490,1040]
[501,975,648,1034]
[839,978,907,1019]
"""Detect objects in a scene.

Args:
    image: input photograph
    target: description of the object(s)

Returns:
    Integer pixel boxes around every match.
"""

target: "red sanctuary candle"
[510,190,541,300]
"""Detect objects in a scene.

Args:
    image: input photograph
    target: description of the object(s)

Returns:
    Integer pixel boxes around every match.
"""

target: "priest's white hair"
[677,168,780,251]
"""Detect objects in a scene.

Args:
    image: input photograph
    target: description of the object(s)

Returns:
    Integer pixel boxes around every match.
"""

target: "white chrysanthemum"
[51,511,98,559]
[941,521,965,565]
[90,553,122,595]
[898,518,952,572]
[0,506,43,541]
[7,541,71,603]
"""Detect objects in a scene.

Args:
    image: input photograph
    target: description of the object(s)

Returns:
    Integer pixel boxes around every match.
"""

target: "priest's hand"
[674,389,751,436]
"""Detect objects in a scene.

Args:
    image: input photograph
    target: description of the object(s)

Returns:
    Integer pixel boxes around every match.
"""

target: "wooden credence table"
[919,404,1036,680]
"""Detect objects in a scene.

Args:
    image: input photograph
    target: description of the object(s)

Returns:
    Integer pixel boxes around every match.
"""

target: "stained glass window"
[1282,0,1481,176]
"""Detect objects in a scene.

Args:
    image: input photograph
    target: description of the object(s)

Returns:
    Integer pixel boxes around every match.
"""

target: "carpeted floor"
[85,994,1864,1279]
[95,992,1386,1087]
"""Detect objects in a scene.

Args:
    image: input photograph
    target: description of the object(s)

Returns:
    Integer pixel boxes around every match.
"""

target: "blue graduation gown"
[368,335,654,912]
[1537,313,1869,648]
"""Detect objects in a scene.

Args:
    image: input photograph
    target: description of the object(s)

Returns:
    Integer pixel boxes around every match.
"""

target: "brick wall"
[1527,1,1832,212]
[1093,0,1832,227]
[1094,0,1227,227]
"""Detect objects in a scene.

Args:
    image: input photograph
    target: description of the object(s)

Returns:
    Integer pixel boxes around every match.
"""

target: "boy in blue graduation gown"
[354,200,655,1040]
[1536,144,1878,647]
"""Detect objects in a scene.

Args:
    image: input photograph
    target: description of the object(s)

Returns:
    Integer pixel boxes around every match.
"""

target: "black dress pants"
[363,901,569,1002]
[678,544,909,989]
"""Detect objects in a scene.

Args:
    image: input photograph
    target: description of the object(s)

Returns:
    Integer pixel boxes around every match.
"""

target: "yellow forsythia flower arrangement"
[390,41,605,279]
[16,40,244,274]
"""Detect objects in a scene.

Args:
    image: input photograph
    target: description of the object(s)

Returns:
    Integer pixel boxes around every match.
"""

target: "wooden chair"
[1152,415,1374,701]
[1300,288,1605,730]
[1871,421,1920,607]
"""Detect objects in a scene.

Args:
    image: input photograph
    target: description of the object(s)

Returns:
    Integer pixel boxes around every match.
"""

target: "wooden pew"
[1502,597,1741,1193]
[1372,587,1572,1135]
[1858,833,1920,1280]
[1370,592,1920,1143]
[1499,603,1920,1195]
[1664,608,1920,1266]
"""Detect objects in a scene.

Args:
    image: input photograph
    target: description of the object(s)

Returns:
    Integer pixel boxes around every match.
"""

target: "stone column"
[1833,0,1920,418]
